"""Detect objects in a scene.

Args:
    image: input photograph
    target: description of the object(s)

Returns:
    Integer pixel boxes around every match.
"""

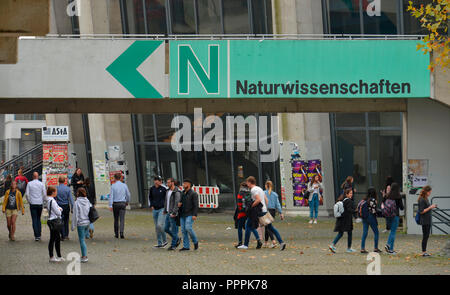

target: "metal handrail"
[431,196,450,235]
[22,33,426,41]
[0,143,43,184]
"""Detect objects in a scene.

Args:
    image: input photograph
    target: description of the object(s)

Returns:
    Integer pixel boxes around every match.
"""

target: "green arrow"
[106,41,163,98]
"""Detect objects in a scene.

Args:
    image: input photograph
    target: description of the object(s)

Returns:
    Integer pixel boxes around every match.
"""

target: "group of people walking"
[2,168,439,263]
[328,176,437,257]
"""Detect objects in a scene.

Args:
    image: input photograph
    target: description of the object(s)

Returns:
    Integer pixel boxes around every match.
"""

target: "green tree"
[407,0,449,71]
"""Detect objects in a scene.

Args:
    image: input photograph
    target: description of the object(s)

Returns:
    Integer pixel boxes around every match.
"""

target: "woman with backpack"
[47,186,65,263]
[71,187,91,263]
[329,188,356,253]
[383,182,404,254]
[359,188,381,254]
[417,186,437,257]
[307,175,323,224]
[234,182,249,248]
[2,181,25,241]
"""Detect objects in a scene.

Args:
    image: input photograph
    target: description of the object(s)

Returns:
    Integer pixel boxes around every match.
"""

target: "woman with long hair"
[264,180,284,248]
[47,186,64,263]
[71,187,91,263]
[341,176,355,197]
[384,182,404,254]
[72,168,84,196]
[2,181,25,241]
[307,175,323,224]
[234,182,249,248]
[417,186,436,257]
[360,187,381,254]
[329,188,356,253]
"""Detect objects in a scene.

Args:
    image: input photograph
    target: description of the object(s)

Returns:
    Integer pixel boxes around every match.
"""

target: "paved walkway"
[0,209,448,275]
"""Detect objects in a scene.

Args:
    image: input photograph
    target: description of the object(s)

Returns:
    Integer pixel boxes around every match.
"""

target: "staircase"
[0,143,43,189]
[431,196,450,235]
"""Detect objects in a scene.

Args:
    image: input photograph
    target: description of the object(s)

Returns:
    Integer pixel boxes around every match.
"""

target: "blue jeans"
[152,208,167,245]
[77,225,89,257]
[387,216,399,250]
[236,217,246,244]
[85,223,94,238]
[361,214,379,250]
[332,231,353,248]
[265,223,283,244]
[309,193,319,219]
[244,217,260,246]
[180,216,198,249]
[29,204,43,238]
[164,213,179,247]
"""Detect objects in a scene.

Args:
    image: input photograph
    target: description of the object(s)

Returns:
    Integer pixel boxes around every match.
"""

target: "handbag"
[88,206,100,223]
[47,200,63,232]
[258,212,274,226]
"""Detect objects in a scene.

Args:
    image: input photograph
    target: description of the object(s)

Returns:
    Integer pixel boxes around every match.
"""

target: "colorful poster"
[45,173,68,187]
[109,171,122,184]
[407,159,429,189]
[94,160,107,182]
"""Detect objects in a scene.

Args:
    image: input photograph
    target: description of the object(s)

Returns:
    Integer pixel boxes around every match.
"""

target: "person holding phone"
[307,175,324,224]
[417,186,437,257]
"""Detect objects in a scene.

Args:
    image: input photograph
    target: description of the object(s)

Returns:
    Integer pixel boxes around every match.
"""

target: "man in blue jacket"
[56,176,74,241]
[148,176,168,248]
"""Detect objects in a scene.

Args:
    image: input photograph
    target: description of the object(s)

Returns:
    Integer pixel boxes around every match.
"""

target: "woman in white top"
[71,187,91,263]
[307,175,324,224]
[47,186,64,263]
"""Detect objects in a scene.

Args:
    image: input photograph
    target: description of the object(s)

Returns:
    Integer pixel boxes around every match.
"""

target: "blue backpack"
[415,208,421,225]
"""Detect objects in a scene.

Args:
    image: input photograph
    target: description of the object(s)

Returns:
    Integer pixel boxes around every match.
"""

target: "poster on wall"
[291,154,323,207]
[42,143,69,187]
[407,159,429,192]
[94,160,107,182]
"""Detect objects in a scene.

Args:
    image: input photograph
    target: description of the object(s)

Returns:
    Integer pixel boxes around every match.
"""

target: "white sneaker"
[49,257,58,263]
[237,245,249,249]
[81,257,89,263]
[313,220,317,224]
[308,220,313,224]
[56,257,66,262]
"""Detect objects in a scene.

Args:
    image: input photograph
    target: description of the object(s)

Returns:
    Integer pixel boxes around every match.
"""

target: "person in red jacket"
[234,182,249,248]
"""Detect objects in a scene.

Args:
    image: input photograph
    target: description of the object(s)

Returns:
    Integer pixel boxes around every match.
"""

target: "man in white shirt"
[25,172,47,241]
[238,176,286,251]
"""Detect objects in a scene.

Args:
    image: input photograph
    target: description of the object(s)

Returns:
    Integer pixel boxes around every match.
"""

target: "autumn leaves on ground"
[0,209,449,275]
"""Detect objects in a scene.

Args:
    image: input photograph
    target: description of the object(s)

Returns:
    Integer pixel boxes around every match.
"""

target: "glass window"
[171,0,197,34]
[198,0,222,34]
[14,114,45,120]
[139,145,158,205]
[233,150,259,191]
[158,145,179,180]
[403,0,432,34]
[252,0,272,34]
[182,151,207,185]
[223,0,250,34]
[368,112,401,127]
[369,130,402,194]
[363,0,398,34]
[207,151,233,193]
[334,113,366,127]
[136,114,155,143]
[20,129,42,154]
[327,0,362,34]
[335,130,368,202]
[126,0,167,34]
[155,114,175,143]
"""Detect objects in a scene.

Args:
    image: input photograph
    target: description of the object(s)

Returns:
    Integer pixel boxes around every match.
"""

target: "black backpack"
[240,189,253,212]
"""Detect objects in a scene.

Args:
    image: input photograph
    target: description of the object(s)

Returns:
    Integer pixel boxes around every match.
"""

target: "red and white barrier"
[192,185,220,209]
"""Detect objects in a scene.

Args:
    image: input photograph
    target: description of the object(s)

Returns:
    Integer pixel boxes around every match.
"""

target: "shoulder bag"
[47,200,63,232]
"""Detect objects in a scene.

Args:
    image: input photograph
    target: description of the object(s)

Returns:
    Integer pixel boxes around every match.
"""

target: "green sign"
[107,40,164,98]
[170,40,430,98]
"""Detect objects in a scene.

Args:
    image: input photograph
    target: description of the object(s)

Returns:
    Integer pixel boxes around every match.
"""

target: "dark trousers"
[236,217,246,244]
[264,209,276,242]
[422,224,431,252]
[29,204,43,238]
[60,204,70,238]
[48,225,61,258]
[333,231,353,248]
[113,202,126,235]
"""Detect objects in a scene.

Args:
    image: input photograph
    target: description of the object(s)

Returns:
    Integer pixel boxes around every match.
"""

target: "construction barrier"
[192,185,220,209]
